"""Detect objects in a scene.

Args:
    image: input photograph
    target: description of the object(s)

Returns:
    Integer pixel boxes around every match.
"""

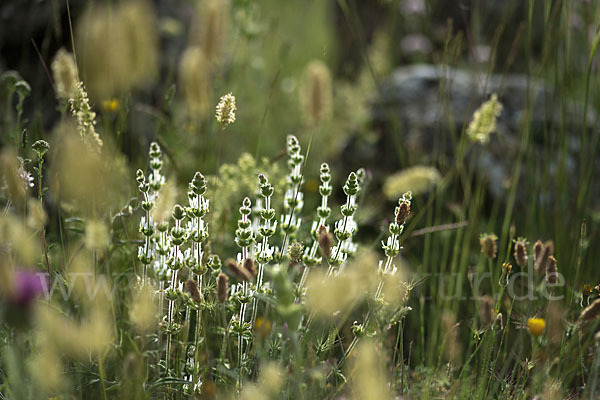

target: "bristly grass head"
[215,92,236,129]
[466,93,502,144]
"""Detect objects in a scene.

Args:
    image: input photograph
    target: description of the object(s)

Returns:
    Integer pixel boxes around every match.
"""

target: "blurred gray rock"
[351,64,599,210]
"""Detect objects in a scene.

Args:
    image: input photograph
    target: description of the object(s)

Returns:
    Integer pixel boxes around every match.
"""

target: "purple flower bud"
[6,270,49,307]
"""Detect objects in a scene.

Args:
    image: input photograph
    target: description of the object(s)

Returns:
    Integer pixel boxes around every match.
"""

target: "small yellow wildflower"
[254,317,272,340]
[102,98,119,113]
[527,318,546,337]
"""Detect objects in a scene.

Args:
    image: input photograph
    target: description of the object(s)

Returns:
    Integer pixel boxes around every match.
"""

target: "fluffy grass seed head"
[0,215,40,265]
[26,198,47,229]
[69,82,103,150]
[151,180,178,225]
[241,362,284,400]
[351,340,391,400]
[527,318,546,337]
[215,92,236,128]
[466,93,503,144]
[299,60,332,126]
[0,150,32,202]
[306,250,380,317]
[383,166,441,200]
[27,345,64,393]
[130,285,157,332]
[480,233,498,259]
[50,48,78,99]
[76,0,158,100]
[179,46,210,117]
[84,219,109,250]
[193,0,230,65]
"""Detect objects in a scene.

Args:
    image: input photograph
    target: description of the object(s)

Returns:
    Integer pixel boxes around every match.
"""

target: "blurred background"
[1,1,599,384]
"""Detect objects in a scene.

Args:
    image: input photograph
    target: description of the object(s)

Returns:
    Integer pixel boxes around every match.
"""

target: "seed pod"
[513,238,528,267]
[533,240,543,263]
[217,273,229,303]
[545,256,558,284]
[534,241,552,275]
[184,279,202,303]
[479,233,498,259]
[579,299,600,323]
[317,225,332,259]
[226,258,251,281]
[243,257,257,278]
[395,199,411,226]
[288,241,304,265]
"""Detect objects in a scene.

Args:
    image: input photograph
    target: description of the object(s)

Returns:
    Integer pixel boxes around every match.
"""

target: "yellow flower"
[254,317,272,340]
[102,99,119,113]
[527,318,546,337]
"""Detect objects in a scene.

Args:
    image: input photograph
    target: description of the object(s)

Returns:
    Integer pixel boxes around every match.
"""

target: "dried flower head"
[51,48,78,99]
[534,240,553,275]
[479,233,498,259]
[288,241,304,264]
[513,237,528,267]
[317,225,332,259]
[184,279,202,303]
[579,299,600,323]
[533,240,543,262]
[217,272,229,303]
[226,258,251,281]
[395,197,411,226]
[243,257,257,278]
[299,60,332,126]
[527,318,546,337]
[215,92,236,127]
[545,256,558,284]
[466,93,503,144]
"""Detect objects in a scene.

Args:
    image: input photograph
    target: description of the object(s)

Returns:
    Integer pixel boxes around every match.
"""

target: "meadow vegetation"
[0,0,599,398]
